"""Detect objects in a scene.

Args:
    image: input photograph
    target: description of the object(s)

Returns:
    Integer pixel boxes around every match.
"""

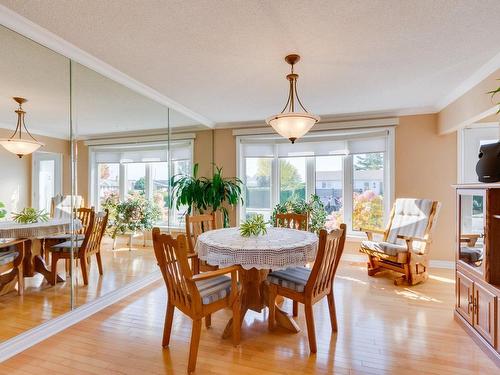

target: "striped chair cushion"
[0,250,19,266]
[267,267,311,292]
[51,240,83,252]
[360,240,408,256]
[196,275,232,305]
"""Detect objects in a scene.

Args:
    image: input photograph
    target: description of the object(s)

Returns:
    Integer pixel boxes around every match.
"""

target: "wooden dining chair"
[275,212,309,231]
[185,213,218,274]
[0,239,25,296]
[43,207,94,264]
[267,224,346,353]
[274,211,309,316]
[49,210,108,285]
[152,228,240,373]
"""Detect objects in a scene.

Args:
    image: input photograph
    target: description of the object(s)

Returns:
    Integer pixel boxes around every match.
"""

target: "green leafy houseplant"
[170,163,243,228]
[487,79,500,114]
[101,192,161,239]
[0,202,6,220]
[240,214,267,237]
[12,207,49,224]
[271,194,327,234]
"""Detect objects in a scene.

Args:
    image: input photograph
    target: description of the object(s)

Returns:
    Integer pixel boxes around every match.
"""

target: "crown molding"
[0,5,215,128]
[436,51,500,111]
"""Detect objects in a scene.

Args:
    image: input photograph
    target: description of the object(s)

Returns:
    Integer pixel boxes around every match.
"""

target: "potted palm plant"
[170,163,243,227]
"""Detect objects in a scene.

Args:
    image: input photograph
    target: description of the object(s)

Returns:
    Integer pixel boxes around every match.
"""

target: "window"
[460,125,499,183]
[238,129,393,235]
[90,140,193,227]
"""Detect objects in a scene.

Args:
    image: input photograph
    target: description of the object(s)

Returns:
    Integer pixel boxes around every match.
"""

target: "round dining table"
[0,218,81,284]
[196,226,318,336]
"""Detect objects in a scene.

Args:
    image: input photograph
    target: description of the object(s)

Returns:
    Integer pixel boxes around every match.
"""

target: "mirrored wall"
[0,24,213,342]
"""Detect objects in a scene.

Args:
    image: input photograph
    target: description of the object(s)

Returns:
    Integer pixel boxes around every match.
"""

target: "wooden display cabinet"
[454,184,500,366]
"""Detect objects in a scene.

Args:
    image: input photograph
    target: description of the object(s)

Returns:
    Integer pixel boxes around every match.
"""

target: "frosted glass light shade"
[266,112,320,143]
[0,138,43,157]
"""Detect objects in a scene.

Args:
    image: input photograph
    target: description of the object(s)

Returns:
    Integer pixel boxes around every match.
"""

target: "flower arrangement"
[271,194,327,234]
[240,214,267,237]
[101,192,161,238]
[12,207,49,224]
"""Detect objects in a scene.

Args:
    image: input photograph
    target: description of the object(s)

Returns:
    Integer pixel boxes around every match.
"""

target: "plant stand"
[112,231,146,251]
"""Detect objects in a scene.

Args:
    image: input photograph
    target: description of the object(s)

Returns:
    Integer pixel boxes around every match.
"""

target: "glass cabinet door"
[458,191,485,272]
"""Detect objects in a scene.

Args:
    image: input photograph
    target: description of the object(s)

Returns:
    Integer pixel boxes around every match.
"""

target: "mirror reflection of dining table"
[195,227,318,336]
[0,218,82,284]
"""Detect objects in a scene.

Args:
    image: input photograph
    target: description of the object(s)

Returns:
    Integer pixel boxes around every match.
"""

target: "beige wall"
[0,128,71,216]
[205,116,458,261]
[76,140,89,204]
[192,129,213,178]
[438,69,500,134]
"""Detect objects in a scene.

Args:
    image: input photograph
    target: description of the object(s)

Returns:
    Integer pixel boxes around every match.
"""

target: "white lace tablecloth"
[0,218,82,239]
[196,227,318,270]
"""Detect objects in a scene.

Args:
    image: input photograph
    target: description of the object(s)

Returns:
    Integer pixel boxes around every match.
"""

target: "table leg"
[24,240,64,283]
[222,268,300,339]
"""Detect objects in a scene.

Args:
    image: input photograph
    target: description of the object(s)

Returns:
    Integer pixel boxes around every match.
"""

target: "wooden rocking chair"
[359,198,440,286]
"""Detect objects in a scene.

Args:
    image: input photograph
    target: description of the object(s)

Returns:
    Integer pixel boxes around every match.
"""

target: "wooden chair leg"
[304,302,317,353]
[327,291,337,332]
[292,300,299,317]
[49,254,59,286]
[96,252,104,275]
[188,319,202,374]
[162,301,175,347]
[17,263,24,296]
[268,284,277,331]
[205,314,211,329]
[232,294,240,346]
[80,256,89,285]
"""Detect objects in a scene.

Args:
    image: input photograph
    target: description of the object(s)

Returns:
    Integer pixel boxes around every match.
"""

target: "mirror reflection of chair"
[275,212,308,231]
[43,207,94,264]
[267,224,346,353]
[185,213,218,274]
[0,239,25,296]
[152,228,240,373]
[50,194,84,219]
[359,198,441,285]
[49,210,108,285]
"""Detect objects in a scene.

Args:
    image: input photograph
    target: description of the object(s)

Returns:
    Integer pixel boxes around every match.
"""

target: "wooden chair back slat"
[185,213,217,253]
[76,207,94,235]
[306,224,346,299]
[275,213,308,231]
[153,228,199,312]
[81,210,108,257]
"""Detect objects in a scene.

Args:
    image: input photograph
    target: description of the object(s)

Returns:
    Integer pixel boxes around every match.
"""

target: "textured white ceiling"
[1,0,500,125]
[0,24,198,138]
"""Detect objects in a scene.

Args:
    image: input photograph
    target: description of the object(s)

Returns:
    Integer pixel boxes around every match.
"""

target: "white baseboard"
[0,270,162,363]
[342,253,455,269]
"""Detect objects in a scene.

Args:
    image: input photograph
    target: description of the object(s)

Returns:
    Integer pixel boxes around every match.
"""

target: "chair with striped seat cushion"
[0,240,25,296]
[49,210,108,286]
[152,228,241,373]
[0,250,19,265]
[196,275,232,304]
[267,267,310,293]
[267,224,346,354]
[359,198,440,285]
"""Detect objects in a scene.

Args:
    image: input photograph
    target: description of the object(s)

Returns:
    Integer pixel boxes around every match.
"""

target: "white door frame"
[32,151,63,210]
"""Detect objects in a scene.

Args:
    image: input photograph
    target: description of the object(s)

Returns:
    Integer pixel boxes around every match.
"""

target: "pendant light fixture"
[0,97,44,158]
[266,54,320,143]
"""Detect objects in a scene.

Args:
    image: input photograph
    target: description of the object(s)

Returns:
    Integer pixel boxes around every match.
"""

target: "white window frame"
[88,139,194,228]
[236,127,395,237]
[458,123,499,183]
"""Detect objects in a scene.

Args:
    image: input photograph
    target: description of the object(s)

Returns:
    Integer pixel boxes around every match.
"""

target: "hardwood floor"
[0,261,497,374]
[0,236,157,341]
